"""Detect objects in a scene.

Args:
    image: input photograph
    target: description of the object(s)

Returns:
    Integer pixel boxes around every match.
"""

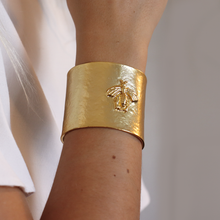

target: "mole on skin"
[127,169,130,173]
[112,155,116,159]
[114,174,116,177]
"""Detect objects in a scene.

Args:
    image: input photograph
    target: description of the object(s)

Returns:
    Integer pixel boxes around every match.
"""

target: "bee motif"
[106,80,138,112]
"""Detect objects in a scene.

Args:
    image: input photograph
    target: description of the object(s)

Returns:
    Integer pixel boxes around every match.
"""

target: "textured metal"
[61,62,147,148]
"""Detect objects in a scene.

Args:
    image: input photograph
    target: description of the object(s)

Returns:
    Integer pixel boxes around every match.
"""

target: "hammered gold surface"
[61,62,147,148]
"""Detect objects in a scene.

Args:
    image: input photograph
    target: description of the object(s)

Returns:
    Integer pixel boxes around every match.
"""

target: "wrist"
[75,31,149,72]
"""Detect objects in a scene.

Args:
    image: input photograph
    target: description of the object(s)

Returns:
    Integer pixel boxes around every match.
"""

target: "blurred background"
[141,0,220,219]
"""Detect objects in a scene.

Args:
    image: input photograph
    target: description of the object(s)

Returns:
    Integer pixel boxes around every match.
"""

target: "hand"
[67,0,168,71]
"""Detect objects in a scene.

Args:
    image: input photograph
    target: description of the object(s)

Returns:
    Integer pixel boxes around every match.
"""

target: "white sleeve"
[140,178,150,211]
[0,49,35,195]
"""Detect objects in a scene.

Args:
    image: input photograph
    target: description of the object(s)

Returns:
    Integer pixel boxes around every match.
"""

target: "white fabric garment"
[0,1,150,219]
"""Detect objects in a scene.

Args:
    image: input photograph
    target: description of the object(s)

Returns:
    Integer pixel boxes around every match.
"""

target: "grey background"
[140,0,220,219]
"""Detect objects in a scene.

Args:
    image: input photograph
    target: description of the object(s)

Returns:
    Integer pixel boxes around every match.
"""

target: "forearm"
[41,28,145,219]
[41,129,142,220]
[41,52,145,220]
[0,187,33,220]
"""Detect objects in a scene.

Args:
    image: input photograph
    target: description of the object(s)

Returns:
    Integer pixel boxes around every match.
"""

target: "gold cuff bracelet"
[61,62,147,149]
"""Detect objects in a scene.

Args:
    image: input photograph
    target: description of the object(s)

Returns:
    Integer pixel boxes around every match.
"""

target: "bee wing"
[106,86,122,97]
[127,89,138,102]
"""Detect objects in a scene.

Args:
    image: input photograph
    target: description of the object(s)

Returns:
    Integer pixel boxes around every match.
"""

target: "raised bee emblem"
[106,80,138,112]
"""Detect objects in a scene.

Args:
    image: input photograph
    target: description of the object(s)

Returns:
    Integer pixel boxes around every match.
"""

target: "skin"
[0,0,168,219]
[68,0,168,71]
[0,187,33,220]
[41,128,143,220]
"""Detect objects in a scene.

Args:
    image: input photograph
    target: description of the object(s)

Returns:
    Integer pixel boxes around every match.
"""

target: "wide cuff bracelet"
[61,62,147,149]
